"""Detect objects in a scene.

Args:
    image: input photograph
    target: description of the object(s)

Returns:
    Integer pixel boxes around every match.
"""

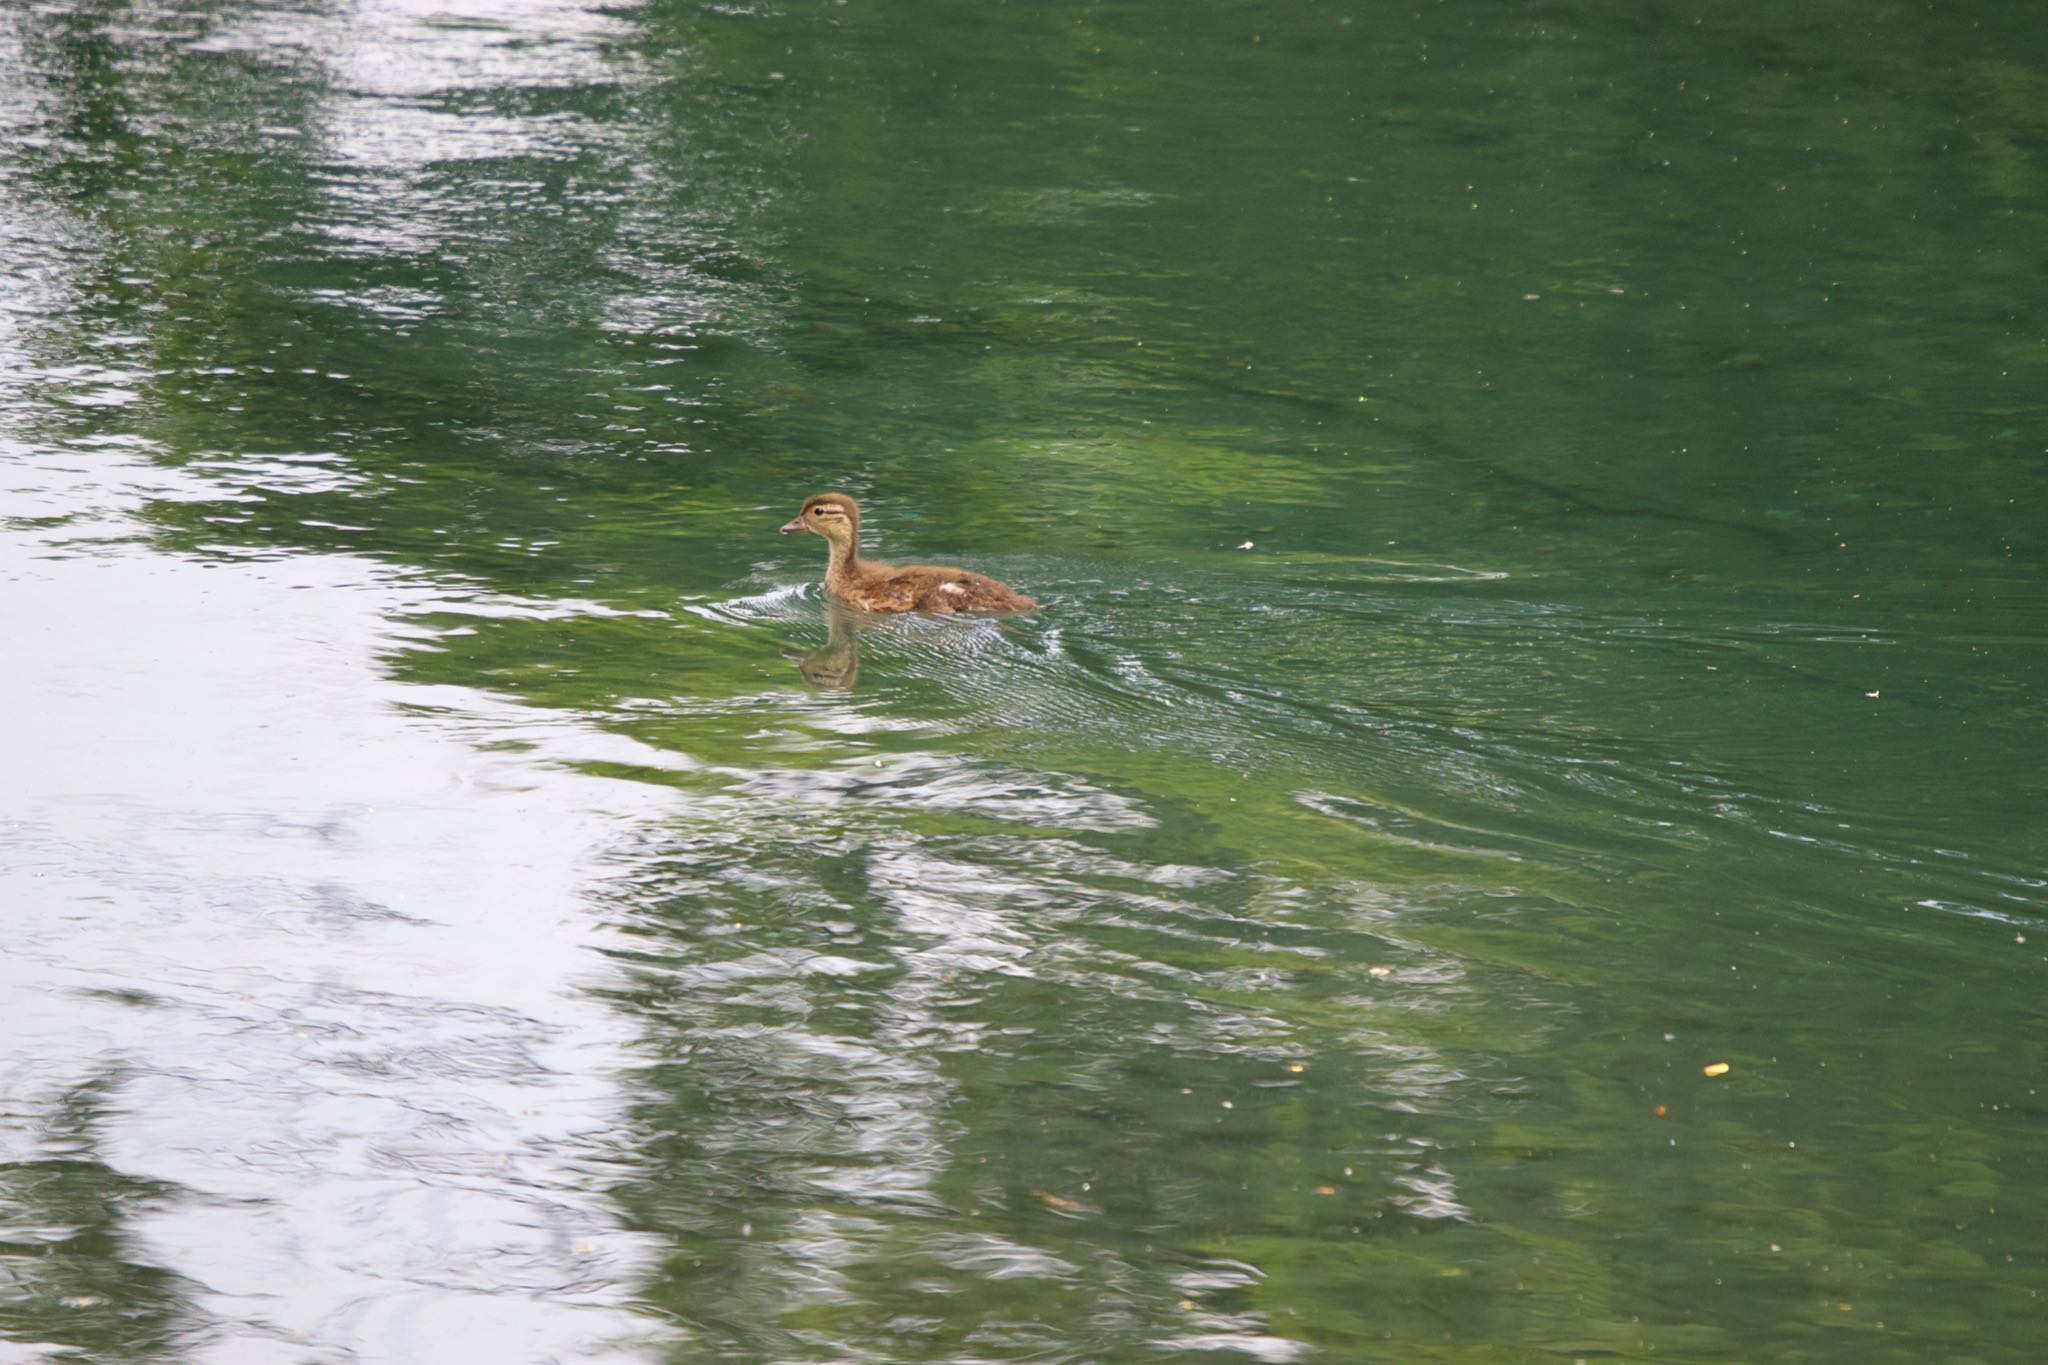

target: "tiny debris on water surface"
[1703,1062,1731,1077]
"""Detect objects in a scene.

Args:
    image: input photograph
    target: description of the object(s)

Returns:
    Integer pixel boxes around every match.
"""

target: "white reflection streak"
[0,5,680,1359]
[193,0,632,101]
[319,0,637,174]
[193,0,644,280]
[0,446,675,1363]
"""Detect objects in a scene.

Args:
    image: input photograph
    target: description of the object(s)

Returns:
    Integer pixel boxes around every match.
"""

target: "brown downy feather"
[779,493,1038,613]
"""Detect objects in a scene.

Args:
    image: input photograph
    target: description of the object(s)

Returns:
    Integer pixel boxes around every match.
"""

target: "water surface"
[3,1,2045,1361]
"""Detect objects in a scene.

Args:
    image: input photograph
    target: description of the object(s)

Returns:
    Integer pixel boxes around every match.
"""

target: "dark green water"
[4,1,2045,1360]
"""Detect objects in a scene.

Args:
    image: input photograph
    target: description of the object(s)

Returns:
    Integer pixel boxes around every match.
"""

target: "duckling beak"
[779,516,806,534]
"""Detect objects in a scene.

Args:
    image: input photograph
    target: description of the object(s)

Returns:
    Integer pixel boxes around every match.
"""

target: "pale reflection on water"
[0,445,675,1361]
[590,728,1485,1359]
[0,12,693,1342]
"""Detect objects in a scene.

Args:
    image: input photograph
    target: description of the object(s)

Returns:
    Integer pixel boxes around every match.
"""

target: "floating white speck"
[1237,540,1254,550]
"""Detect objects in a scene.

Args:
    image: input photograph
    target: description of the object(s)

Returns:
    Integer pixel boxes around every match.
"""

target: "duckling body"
[780,493,1038,614]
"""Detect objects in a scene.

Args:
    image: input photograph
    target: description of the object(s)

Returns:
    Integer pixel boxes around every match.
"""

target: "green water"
[4,1,2045,1361]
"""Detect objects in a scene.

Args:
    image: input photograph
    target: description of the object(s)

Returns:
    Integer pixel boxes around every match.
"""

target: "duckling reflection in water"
[785,597,866,690]
[779,493,1038,613]
[785,596,1029,691]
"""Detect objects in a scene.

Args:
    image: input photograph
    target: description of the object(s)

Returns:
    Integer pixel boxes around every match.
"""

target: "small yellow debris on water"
[1703,1061,1731,1077]
[1179,1300,1196,1312]
[1653,1104,1667,1117]
[1287,1062,1305,1073]
[1032,1190,1085,1211]
[1367,965,1393,978]
[1315,1185,1337,1196]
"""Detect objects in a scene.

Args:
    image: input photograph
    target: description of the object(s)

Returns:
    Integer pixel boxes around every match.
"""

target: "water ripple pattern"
[4,0,2047,1362]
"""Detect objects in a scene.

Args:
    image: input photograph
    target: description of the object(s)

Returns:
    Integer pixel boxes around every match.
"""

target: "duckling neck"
[824,537,863,594]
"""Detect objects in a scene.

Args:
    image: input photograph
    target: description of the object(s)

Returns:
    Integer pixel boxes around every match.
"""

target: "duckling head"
[780,493,860,544]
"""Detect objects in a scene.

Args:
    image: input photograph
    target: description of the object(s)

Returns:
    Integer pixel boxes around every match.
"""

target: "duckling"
[779,493,1038,613]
